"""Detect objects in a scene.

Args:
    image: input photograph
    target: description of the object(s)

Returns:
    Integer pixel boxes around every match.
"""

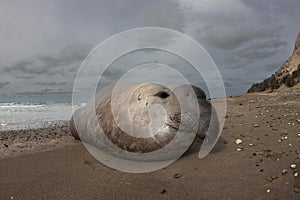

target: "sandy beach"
[1,90,300,199]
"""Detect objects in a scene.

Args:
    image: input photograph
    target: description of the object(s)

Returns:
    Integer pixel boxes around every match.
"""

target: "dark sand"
[1,90,300,199]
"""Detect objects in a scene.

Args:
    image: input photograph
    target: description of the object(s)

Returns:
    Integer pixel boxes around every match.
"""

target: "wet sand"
[1,90,300,199]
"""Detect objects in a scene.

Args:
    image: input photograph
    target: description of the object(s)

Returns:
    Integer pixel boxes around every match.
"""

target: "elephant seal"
[70,82,215,161]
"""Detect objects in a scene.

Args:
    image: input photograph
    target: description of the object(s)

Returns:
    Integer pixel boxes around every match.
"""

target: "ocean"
[0,102,84,131]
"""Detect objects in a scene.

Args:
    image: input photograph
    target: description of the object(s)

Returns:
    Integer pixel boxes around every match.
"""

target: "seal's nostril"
[154,91,170,99]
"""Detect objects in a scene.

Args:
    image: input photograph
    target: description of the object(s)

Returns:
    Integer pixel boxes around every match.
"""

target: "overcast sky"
[0,0,299,102]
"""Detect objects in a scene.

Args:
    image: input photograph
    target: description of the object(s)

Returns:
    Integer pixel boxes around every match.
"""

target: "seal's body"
[70,82,213,160]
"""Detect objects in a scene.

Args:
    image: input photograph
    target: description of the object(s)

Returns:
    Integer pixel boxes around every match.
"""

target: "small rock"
[266,177,273,182]
[267,189,270,193]
[291,164,297,169]
[271,175,278,180]
[237,148,243,152]
[282,169,288,175]
[297,133,300,137]
[266,175,278,182]
[173,173,182,179]
[84,160,92,165]
[294,172,299,177]
[294,187,300,193]
[160,189,167,194]
[254,124,259,127]
[249,143,254,147]
[235,139,242,145]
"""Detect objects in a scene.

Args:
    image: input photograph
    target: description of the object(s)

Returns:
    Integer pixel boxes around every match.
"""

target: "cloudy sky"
[0,0,299,102]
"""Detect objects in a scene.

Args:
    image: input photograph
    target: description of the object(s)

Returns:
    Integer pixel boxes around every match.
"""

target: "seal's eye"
[154,91,169,99]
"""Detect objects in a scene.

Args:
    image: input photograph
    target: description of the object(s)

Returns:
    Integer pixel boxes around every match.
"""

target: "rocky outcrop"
[248,32,300,93]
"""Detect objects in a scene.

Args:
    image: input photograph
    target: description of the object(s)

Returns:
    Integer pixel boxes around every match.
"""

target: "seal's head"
[109,83,191,153]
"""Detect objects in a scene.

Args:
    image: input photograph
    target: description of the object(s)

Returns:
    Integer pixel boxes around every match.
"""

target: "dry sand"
[1,90,300,199]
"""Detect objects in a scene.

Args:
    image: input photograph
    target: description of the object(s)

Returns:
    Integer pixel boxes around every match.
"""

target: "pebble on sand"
[282,169,288,175]
[266,175,278,182]
[235,139,242,145]
[294,187,300,193]
[173,173,182,179]
[236,148,243,152]
[160,189,167,194]
[290,164,297,169]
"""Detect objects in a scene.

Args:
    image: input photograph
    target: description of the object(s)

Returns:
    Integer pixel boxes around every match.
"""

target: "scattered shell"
[294,172,299,177]
[237,148,243,152]
[254,124,259,127]
[235,139,242,145]
[249,143,254,147]
[291,164,297,169]
[297,133,300,137]
[173,173,182,179]
[282,169,288,175]
[281,136,288,140]
[267,189,270,193]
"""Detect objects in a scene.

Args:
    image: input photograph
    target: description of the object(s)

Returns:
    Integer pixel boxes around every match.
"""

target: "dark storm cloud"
[232,40,288,60]
[198,26,284,50]
[0,81,10,88]
[14,75,35,80]
[3,44,91,75]
[36,81,67,86]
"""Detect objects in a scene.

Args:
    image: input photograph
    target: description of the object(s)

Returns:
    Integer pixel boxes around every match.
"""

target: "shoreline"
[0,122,78,159]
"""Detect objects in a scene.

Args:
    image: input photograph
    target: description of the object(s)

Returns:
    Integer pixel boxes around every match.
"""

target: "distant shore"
[0,89,300,199]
